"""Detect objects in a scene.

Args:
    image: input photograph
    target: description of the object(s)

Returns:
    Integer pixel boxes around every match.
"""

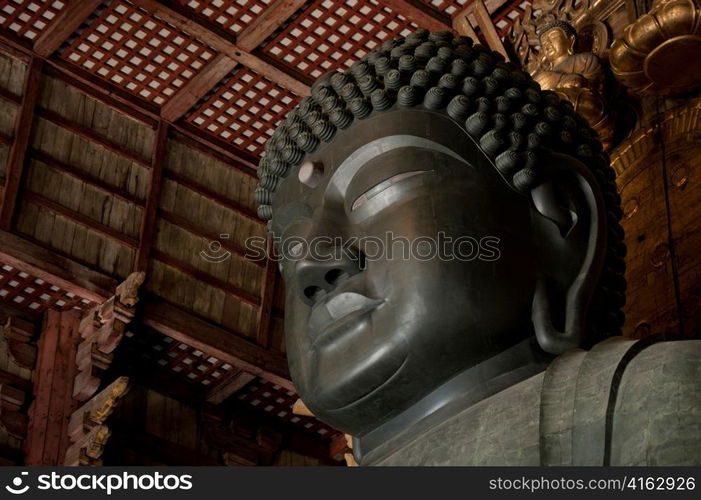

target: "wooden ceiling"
[0,0,529,456]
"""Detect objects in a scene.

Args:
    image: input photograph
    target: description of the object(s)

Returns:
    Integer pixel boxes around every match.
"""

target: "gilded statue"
[254,30,701,466]
[532,20,614,149]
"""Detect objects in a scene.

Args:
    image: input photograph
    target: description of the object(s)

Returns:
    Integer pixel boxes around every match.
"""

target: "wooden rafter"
[129,0,311,96]
[159,210,262,266]
[28,149,143,207]
[141,299,293,389]
[206,370,255,405]
[0,57,43,231]
[165,169,262,225]
[160,0,311,122]
[379,0,452,32]
[0,230,117,303]
[470,0,509,59]
[33,0,104,57]
[134,121,169,273]
[37,107,151,168]
[23,191,139,249]
[152,250,261,307]
[236,0,308,51]
[160,54,237,122]
[453,0,511,38]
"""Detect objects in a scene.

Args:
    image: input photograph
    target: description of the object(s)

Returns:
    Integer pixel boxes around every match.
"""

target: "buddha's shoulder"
[549,336,701,385]
[542,337,701,465]
[609,339,701,465]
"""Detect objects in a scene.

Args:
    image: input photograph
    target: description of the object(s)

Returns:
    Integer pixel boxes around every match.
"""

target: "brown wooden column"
[23,309,81,465]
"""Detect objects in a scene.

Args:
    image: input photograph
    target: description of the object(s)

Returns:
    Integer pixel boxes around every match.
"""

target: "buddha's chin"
[307,333,409,412]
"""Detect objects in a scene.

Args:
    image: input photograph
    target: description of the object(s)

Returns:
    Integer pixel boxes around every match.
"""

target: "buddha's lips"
[307,292,383,344]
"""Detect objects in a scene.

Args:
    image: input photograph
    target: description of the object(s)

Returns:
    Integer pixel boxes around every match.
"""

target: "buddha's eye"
[351,170,429,211]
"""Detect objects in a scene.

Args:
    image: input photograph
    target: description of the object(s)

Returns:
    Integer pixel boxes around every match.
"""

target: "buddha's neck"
[353,336,553,465]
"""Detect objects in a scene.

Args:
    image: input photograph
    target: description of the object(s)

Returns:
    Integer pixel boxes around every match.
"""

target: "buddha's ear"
[567,33,577,54]
[530,153,607,354]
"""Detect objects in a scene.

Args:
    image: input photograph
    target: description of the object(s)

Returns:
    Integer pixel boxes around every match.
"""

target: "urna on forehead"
[254,28,616,224]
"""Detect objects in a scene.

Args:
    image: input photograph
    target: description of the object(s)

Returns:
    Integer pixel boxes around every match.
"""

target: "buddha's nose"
[293,243,365,305]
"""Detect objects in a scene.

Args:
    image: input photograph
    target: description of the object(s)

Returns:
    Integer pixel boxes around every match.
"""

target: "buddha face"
[540,27,575,66]
[271,109,540,436]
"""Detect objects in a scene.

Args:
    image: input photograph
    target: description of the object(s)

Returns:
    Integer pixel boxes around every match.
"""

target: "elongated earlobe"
[530,154,607,354]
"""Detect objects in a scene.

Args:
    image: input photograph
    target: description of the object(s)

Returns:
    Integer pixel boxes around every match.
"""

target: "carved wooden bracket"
[0,382,28,439]
[3,317,37,369]
[73,272,144,402]
[64,376,129,466]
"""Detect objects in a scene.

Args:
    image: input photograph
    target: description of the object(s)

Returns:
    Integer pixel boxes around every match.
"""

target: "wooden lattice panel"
[185,67,299,155]
[260,0,419,80]
[0,0,66,41]
[0,262,96,313]
[124,329,237,390]
[184,0,276,36]
[418,0,470,17]
[492,0,530,37]
[418,0,529,37]
[237,378,341,440]
[58,0,218,105]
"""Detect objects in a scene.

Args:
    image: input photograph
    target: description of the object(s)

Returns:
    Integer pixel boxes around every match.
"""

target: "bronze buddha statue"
[254,30,701,466]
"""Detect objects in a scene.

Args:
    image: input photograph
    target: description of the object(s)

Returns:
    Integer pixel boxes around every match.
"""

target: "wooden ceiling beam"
[159,210,263,267]
[130,0,310,96]
[470,0,509,59]
[23,191,139,249]
[140,299,292,389]
[378,0,452,32]
[206,370,256,405]
[33,0,104,57]
[36,107,151,168]
[134,121,168,273]
[236,0,307,51]
[28,149,143,206]
[165,169,262,225]
[171,122,258,174]
[453,0,511,38]
[0,230,117,303]
[0,57,43,231]
[151,250,261,308]
[160,54,236,122]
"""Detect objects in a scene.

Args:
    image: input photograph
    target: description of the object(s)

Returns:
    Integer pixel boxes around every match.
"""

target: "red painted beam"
[0,57,43,230]
[236,0,308,52]
[161,54,236,122]
[134,121,168,273]
[33,0,104,57]
[379,0,452,31]
[24,309,81,465]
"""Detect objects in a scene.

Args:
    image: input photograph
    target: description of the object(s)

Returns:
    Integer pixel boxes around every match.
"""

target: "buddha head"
[254,30,626,436]
[537,20,578,67]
